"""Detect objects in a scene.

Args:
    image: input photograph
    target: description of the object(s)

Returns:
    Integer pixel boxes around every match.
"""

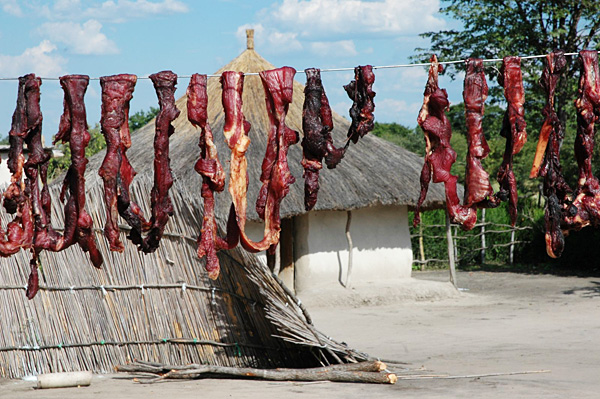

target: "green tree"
[372,122,424,156]
[48,107,159,179]
[129,106,159,132]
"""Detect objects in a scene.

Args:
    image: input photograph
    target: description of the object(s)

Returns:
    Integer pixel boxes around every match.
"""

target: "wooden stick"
[145,365,397,384]
[446,212,457,288]
[344,211,353,288]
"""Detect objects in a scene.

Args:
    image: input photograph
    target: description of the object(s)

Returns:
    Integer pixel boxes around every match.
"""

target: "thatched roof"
[86,45,446,222]
[0,178,364,378]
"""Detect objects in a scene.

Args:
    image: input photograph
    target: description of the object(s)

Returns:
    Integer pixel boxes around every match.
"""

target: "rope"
[0,52,581,81]
[0,338,280,353]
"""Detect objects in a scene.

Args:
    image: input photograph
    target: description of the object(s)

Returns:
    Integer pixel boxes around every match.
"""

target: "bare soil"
[2,270,599,398]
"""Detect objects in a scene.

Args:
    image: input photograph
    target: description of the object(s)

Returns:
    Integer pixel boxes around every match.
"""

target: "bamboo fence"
[0,176,366,378]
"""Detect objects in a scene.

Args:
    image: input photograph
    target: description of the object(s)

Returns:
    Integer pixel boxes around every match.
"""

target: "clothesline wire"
[0,51,582,82]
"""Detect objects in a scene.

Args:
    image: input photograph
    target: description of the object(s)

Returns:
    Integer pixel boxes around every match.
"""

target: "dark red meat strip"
[496,56,527,226]
[99,74,138,252]
[187,73,239,279]
[344,65,376,146]
[414,55,476,230]
[301,68,345,210]
[562,51,600,232]
[140,71,180,252]
[53,75,103,268]
[530,51,570,258]
[463,58,494,208]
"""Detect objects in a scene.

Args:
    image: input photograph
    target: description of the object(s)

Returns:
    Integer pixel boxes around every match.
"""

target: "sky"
[0,0,465,142]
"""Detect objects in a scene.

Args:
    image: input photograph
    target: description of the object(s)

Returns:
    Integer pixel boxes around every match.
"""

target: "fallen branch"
[116,360,396,384]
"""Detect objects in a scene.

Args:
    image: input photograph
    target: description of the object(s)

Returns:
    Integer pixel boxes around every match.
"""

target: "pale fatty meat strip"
[414,55,476,230]
[496,56,527,226]
[563,50,600,231]
[301,68,345,211]
[187,73,239,279]
[530,51,570,258]
[99,74,138,252]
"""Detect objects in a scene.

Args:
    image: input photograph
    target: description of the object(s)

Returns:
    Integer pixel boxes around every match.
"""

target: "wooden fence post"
[419,222,425,271]
[446,212,457,288]
[481,208,486,264]
[509,229,515,265]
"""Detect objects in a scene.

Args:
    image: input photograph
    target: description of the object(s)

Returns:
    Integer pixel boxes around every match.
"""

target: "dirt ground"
[2,270,600,398]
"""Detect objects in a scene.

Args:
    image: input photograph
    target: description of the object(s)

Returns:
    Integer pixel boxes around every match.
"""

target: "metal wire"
[0,52,582,81]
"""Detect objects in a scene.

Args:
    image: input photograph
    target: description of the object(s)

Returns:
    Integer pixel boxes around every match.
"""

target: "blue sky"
[0,0,465,142]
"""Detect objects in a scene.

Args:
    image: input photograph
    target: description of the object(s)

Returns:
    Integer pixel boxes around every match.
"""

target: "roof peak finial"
[246,29,254,50]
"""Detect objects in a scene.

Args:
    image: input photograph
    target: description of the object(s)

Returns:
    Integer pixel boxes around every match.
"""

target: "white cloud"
[39,20,119,55]
[40,0,188,23]
[267,0,444,38]
[236,24,302,54]
[1,0,22,16]
[310,40,357,57]
[0,41,66,77]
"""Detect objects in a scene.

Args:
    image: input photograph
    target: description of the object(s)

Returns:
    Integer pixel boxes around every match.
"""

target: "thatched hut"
[0,30,445,378]
[119,29,446,294]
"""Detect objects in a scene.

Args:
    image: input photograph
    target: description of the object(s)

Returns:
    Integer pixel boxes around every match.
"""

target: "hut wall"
[293,205,413,293]
[0,151,10,186]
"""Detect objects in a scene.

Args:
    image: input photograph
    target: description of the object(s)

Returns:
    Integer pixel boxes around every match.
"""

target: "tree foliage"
[129,106,159,132]
[48,107,158,179]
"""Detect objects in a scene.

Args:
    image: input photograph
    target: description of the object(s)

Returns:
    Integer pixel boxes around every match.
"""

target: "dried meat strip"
[344,65,376,146]
[187,73,239,279]
[530,50,570,258]
[301,68,345,211]
[220,71,260,251]
[253,66,300,254]
[414,55,476,230]
[562,50,600,231]
[99,74,138,252]
[463,58,494,208]
[496,56,527,226]
[53,75,103,268]
[141,71,180,252]
[0,75,35,259]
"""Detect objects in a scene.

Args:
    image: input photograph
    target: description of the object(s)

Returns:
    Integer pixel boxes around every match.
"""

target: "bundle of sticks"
[116,359,397,384]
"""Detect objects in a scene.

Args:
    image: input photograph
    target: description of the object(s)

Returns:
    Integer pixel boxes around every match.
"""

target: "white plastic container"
[36,371,93,389]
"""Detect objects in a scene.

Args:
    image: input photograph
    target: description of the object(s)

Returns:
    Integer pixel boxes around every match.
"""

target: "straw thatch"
[0,176,365,378]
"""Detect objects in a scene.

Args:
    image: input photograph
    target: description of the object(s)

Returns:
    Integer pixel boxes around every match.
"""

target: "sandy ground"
[2,270,600,398]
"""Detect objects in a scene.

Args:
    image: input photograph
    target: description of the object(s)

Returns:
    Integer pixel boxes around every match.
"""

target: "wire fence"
[411,209,533,269]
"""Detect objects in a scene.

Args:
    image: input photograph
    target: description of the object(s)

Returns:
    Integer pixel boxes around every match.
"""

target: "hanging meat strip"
[463,58,495,207]
[301,68,345,210]
[99,74,138,252]
[414,55,477,230]
[0,75,35,258]
[254,67,300,254]
[53,75,103,267]
[20,75,61,299]
[187,73,239,279]
[495,56,527,226]
[345,65,376,146]
[141,71,180,252]
[530,50,571,258]
[562,50,600,231]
